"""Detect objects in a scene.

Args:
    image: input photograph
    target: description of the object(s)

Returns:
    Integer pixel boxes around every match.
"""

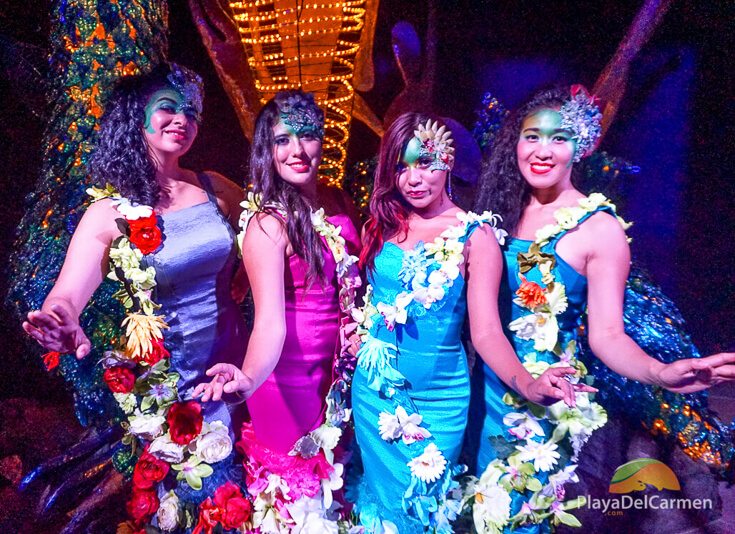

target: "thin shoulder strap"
[197,172,219,205]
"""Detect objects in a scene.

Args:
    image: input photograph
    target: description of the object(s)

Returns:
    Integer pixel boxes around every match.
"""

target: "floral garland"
[463,193,631,533]
[235,192,362,533]
[353,211,507,532]
[87,185,246,533]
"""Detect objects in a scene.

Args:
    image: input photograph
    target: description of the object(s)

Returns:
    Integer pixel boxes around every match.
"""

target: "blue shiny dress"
[351,216,490,533]
[469,205,614,533]
[142,173,248,503]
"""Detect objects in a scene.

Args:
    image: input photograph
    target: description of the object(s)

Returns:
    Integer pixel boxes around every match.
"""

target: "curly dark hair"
[88,63,203,206]
[248,90,327,283]
[474,86,584,235]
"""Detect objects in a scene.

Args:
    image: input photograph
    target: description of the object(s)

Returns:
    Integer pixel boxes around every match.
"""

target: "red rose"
[166,401,203,445]
[42,351,61,371]
[127,487,159,524]
[192,497,220,534]
[132,450,170,489]
[128,214,162,255]
[214,481,252,529]
[103,366,136,393]
[136,337,170,366]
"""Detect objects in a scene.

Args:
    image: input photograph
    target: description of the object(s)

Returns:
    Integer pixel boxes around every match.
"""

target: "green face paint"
[402,137,424,167]
[521,109,578,166]
[143,87,199,133]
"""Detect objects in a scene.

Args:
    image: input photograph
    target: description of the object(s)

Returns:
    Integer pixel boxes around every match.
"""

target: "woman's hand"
[22,305,92,359]
[193,363,256,402]
[522,366,598,407]
[654,352,735,394]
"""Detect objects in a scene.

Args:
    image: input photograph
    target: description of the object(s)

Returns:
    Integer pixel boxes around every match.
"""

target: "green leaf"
[140,395,154,412]
[561,496,586,511]
[556,510,581,527]
[526,477,542,492]
[184,470,203,490]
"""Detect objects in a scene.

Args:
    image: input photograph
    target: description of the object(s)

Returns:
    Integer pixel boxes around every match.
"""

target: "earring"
[447,171,454,200]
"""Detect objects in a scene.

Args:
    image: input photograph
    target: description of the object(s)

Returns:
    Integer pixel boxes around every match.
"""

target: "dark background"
[1,0,733,411]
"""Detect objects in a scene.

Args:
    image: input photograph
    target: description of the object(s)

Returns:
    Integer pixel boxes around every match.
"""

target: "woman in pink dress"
[195,90,361,531]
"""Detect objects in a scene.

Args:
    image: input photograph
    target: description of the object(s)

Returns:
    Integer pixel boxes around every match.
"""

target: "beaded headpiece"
[413,119,455,171]
[559,85,602,162]
[166,63,204,122]
[275,91,325,138]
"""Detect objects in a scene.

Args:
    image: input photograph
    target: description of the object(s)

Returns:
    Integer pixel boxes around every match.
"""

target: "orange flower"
[516,276,547,309]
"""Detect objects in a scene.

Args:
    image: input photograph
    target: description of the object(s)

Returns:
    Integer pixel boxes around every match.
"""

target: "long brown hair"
[360,112,439,271]
[249,90,326,282]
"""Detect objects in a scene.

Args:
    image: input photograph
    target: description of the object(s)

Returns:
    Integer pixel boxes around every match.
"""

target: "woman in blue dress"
[22,64,248,532]
[467,85,735,533]
[349,112,594,533]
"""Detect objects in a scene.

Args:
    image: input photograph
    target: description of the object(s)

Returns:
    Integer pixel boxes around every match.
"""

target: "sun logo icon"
[609,458,681,494]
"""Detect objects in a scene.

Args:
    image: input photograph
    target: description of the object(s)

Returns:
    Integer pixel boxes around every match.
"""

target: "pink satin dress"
[244,212,360,453]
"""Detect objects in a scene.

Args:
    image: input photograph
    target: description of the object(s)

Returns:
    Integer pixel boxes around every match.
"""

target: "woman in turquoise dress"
[350,112,592,533]
[468,85,735,533]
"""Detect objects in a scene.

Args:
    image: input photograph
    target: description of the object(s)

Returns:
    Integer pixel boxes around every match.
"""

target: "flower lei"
[87,185,242,532]
[354,211,507,532]
[464,193,632,533]
[235,192,362,532]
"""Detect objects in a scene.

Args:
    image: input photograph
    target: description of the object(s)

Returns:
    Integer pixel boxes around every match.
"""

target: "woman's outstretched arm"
[585,212,735,393]
[22,199,119,358]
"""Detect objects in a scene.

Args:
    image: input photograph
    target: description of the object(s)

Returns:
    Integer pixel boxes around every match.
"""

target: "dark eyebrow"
[155,96,178,104]
[521,127,571,134]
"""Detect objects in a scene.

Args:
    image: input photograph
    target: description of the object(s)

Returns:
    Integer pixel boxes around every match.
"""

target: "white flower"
[543,465,579,497]
[407,443,446,483]
[472,480,512,532]
[311,424,342,452]
[157,490,180,531]
[378,406,432,444]
[125,266,157,290]
[516,440,560,472]
[378,411,401,441]
[321,462,344,509]
[108,239,143,272]
[503,411,545,440]
[535,224,560,244]
[288,495,339,534]
[439,260,460,281]
[149,434,186,463]
[128,411,166,440]
[508,312,559,353]
[376,292,412,331]
[554,207,585,229]
[189,421,233,463]
[546,283,568,315]
[111,197,153,220]
[113,392,137,414]
[578,193,607,211]
[310,207,327,228]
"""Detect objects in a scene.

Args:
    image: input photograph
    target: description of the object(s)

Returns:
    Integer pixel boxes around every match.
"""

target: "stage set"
[1,1,733,533]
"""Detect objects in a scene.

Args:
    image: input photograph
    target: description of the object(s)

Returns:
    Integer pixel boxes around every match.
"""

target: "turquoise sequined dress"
[351,213,499,533]
[470,205,615,533]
